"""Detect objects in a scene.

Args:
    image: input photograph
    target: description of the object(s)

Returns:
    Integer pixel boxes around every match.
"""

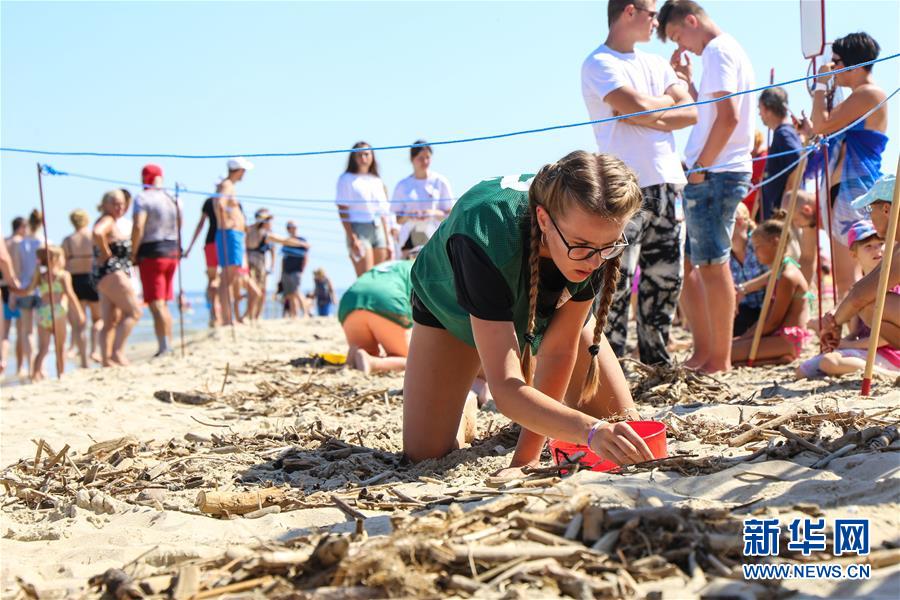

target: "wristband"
[586,419,609,450]
[737,283,746,294]
[814,83,827,93]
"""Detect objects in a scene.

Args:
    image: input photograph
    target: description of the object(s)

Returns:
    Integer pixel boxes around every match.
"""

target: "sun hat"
[227,157,255,172]
[847,219,879,247]
[851,175,895,210]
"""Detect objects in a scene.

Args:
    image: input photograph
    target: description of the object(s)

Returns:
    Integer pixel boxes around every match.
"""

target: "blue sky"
[2,0,898,292]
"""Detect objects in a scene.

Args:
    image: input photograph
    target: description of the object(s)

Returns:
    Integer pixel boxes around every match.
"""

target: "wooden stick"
[729,409,798,447]
[814,170,825,350]
[331,494,367,521]
[192,576,274,599]
[749,154,809,365]
[778,425,828,455]
[35,164,63,379]
[195,487,284,516]
[862,155,900,395]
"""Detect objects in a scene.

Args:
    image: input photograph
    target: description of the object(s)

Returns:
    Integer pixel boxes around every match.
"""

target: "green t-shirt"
[411,174,600,351]
[338,260,414,328]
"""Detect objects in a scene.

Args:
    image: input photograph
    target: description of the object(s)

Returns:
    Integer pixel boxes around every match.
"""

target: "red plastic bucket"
[548,421,667,472]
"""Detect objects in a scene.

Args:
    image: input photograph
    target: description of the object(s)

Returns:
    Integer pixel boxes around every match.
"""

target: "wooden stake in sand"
[173,183,186,358]
[35,164,63,380]
[861,156,900,396]
[748,154,809,366]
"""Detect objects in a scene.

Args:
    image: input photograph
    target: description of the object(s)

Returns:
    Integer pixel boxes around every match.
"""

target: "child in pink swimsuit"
[798,220,900,378]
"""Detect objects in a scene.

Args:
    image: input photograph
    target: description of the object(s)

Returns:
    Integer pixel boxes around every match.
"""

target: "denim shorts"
[684,172,752,266]
[348,221,388,250]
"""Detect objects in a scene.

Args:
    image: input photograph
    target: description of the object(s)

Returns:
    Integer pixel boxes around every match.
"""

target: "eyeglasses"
[633,5,658,18]
[545,210,628,261]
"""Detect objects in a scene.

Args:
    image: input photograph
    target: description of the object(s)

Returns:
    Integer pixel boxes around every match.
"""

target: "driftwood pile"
[623,359,736,406]
[636,407,900,476]
[83,491,900,599]
[0,419,525,521]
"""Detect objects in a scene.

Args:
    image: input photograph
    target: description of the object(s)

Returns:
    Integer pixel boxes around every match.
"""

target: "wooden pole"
[748,154,809,366]
[814,170,825,352]
[174,183,186,358]
[861,156,900,396]
[35,163,63,380]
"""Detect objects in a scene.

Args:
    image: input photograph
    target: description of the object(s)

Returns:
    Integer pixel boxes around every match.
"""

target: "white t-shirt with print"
[336,173,389,223]
[684,33,756,173]
[391,172,455,216]
[581,44,687,188]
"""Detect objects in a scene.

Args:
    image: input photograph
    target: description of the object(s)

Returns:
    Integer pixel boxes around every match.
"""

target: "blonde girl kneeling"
[404,151,654,469]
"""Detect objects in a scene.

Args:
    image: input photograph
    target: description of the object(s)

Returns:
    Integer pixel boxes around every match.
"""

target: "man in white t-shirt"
[658,0,755,373]
[581,0,697,366]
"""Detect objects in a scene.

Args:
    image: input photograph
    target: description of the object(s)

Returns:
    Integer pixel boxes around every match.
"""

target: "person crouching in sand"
[731,211,813,365]
[340,259,414,375]
[403,151,654,470]
[21,247,84,380]
[797,220,900,378]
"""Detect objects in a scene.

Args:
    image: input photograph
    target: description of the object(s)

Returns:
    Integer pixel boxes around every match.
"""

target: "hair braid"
[580,254,622,404]
[520,201,543,386]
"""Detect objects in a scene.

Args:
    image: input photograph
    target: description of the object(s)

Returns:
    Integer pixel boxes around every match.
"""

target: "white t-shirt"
[336,172,389,223]
[684,33,756,173]
[391,172,455,216]
[581,44,687,188]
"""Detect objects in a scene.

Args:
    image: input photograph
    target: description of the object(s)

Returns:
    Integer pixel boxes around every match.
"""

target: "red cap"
[141,164,163,187]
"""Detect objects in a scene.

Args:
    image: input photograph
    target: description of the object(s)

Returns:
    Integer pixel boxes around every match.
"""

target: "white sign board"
[800,0,826,59]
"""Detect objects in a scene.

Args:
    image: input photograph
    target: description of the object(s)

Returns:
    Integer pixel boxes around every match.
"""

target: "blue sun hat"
[851,174,895,210]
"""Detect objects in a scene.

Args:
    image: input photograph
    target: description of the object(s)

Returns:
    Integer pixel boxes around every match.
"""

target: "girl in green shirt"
[339,260,413,374]
[404,150,654,471]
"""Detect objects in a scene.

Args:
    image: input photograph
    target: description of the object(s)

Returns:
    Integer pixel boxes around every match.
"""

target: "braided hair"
[520,151,641,402]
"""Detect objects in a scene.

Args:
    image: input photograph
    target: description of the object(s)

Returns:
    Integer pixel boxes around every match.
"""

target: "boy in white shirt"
[581,0,697,366]
[658,0,755,373]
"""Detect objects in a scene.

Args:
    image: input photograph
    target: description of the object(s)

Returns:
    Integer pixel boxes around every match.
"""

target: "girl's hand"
[589,422,655,466]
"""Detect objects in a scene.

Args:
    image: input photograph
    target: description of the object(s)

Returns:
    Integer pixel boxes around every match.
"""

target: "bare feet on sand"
[348,347,372,375]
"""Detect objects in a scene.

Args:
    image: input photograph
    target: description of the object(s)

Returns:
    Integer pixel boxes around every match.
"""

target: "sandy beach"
[2,318,899,599]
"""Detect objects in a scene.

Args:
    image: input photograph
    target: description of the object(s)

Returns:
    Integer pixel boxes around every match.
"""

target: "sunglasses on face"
[545,210,628,261]
[634,5,658,18]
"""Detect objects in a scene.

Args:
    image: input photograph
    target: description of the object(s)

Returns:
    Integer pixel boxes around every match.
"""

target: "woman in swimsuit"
[62,209,101,367]
[807,31,888,299]
[93,190,142,367]
[732,211,813,365]
[21,246,84,381]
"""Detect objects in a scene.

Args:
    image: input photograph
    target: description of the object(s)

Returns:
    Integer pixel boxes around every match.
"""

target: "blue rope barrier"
[7,53,898,159]
[41,84,897,217]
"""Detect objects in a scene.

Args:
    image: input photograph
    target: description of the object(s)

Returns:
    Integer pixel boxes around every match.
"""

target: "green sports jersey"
[411,174,597,351]
[338,260,414,328]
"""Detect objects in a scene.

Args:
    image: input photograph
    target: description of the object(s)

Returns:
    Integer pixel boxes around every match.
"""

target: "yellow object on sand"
[319,353,347,366]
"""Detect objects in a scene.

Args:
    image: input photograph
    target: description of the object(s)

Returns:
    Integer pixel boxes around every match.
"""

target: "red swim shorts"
[139,257,177,303]
[204,242,219,269]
